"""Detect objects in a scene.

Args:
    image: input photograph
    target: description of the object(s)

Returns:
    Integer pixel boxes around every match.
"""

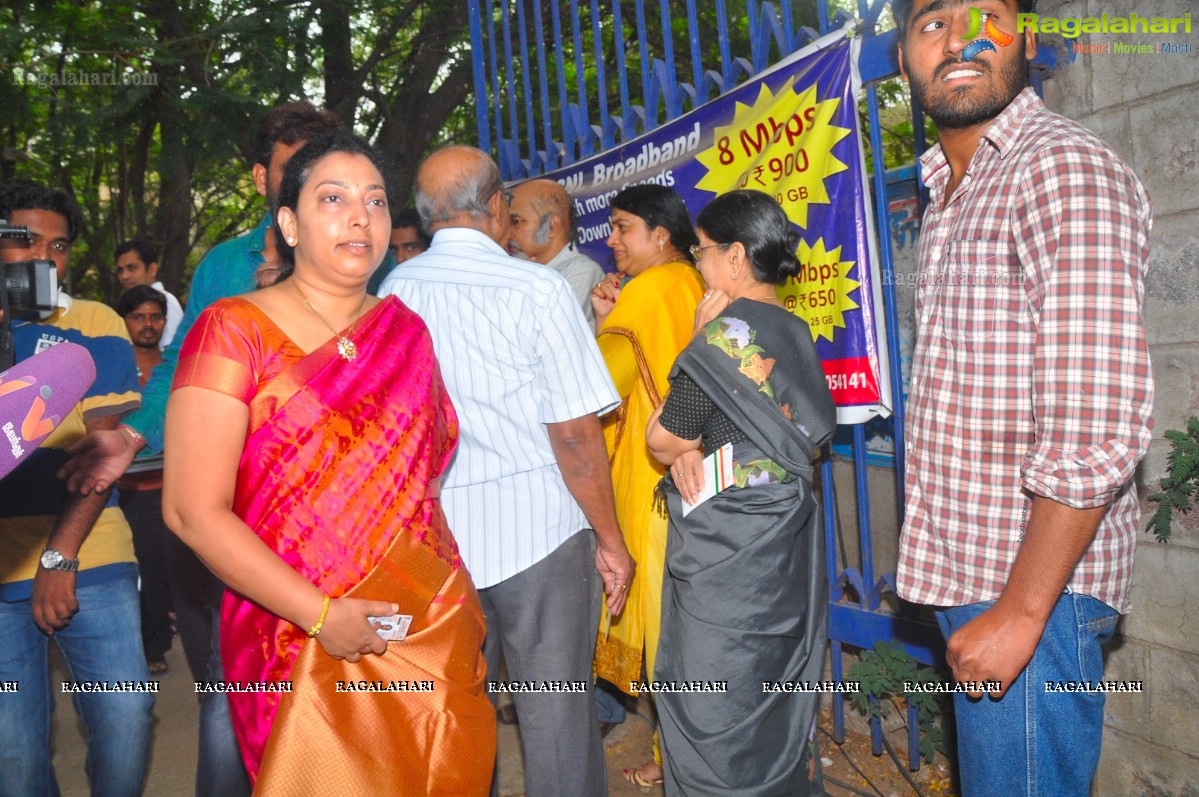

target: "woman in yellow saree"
[590,184,705,786]
[163,131,494,795]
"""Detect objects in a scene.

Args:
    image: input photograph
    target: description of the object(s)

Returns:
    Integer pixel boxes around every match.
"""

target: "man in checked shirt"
[893,1,1154,795]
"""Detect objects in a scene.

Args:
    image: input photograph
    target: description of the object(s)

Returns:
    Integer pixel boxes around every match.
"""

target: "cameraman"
[0,179,152,796]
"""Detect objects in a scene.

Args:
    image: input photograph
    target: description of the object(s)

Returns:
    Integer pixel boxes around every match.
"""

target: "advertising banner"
[541,26,892,423]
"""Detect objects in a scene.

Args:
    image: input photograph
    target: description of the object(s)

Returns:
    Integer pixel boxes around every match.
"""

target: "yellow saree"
[594,261,704,691]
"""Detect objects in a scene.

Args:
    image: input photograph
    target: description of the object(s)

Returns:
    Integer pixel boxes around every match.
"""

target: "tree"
[0,0,474,303]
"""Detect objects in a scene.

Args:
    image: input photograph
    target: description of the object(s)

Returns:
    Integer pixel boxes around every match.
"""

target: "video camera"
[0,220,60,370]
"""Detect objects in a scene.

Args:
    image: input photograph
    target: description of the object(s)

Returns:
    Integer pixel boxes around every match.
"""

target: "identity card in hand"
[368,613,413,641]
[681,443,734,517]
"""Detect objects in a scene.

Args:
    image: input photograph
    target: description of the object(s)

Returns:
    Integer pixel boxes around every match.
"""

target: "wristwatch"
[39,549,79,573]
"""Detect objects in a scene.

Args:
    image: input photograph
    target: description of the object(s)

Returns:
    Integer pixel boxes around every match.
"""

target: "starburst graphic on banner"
[694,78,851,229]
[777,238,861,343]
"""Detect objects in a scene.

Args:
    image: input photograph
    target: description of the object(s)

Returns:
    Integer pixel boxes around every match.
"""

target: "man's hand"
[31,569,79,634]
[58,429,139,495]
[545,413,634,617]
[945,602,1046,699]
[945,497,1108,699]
[595,539,635,617]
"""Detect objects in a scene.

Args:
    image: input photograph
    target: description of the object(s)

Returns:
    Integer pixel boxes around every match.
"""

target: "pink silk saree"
[174,295,494,795]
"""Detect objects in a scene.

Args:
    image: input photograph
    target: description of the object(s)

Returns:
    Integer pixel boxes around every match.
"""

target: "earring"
[287,237,296,245]
[658,238,664,252]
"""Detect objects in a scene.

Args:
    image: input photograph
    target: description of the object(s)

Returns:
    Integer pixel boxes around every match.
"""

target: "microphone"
[0,342,97,480]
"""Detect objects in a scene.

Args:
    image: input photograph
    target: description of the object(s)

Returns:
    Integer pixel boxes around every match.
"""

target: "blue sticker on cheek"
[961,39,997,62]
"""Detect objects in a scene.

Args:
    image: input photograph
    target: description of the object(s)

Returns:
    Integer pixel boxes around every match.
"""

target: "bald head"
[414,145,507,242]
[508,178,574,263]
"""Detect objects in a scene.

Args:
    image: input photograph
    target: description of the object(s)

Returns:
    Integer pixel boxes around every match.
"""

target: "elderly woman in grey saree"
[646,190,836,796]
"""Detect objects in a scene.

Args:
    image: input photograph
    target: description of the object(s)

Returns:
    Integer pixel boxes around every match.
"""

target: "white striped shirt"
[379,228,619,588]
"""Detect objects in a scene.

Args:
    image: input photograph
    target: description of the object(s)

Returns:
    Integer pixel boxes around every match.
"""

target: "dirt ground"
[595,701,957,797]
[813,706,957,797]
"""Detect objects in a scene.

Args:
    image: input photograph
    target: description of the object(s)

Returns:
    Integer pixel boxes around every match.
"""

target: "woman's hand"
[694,289,730,336]
[670,449,707,505]
[590,274,623,327]
[312,597,399,662]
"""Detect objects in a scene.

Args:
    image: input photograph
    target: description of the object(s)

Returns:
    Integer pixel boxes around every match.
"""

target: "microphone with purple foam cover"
[0,341,97,480]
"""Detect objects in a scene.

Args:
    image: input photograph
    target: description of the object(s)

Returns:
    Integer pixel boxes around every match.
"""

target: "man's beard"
[906,51,1029,131]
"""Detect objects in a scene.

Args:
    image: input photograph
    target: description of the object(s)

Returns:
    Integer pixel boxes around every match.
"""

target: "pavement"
[50,643,666,796]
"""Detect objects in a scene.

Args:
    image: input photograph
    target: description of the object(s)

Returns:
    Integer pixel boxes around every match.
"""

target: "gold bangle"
[306,595,330,638]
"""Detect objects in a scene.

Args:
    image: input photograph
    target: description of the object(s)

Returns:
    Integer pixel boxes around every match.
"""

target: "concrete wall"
[1037,0,1199,793]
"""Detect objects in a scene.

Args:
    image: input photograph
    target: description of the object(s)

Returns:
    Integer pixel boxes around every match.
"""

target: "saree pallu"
[655,299,836,797]
[176,296,494,796]
[595,261,704,690]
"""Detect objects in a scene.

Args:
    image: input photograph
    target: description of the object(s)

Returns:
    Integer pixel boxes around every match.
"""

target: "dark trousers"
[479,529,607,797]
[119,487,174,659]
[161,519,250,796]
[162,524,223,682]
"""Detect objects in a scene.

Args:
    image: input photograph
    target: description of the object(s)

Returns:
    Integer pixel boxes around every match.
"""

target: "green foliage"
[0,0,929,304]
[1146,416,1199,543]
[0,1,473,305]
[846,641,948,764]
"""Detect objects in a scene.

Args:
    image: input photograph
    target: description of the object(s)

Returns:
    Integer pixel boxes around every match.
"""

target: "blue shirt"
[380,228,619,588]
[121,214,269,452]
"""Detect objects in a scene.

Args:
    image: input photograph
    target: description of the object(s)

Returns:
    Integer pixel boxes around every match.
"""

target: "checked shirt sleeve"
[1013,141,1154,509]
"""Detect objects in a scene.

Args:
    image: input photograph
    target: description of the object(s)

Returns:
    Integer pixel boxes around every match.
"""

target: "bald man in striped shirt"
[380,145,634,797]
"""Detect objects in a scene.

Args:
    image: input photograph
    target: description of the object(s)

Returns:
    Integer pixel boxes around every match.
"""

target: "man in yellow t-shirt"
[0,179,152,795]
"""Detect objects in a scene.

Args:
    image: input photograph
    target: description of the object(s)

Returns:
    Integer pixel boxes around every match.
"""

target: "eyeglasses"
[689,243,728,261]
[501,190,514,206]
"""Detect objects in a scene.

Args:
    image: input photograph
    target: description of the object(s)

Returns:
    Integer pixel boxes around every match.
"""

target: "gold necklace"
[292,279,368,361]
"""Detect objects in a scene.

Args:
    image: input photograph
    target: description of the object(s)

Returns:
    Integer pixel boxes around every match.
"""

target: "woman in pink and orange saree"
[163,131,494,796]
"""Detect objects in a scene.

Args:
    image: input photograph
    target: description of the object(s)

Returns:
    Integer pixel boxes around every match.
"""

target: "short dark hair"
[392,207,431,247]
[117,284,167,318]
[114,238,157,267]
[892,0,1036,39]
[609,184,699,263]
[695,190,800,286]
[252,101,343,168]
[273,130,389,276]
[0,179,82,242]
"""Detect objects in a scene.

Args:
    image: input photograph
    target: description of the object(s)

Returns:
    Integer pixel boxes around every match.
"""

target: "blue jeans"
[196,602,251,797]
[936,592,1118,797]
[0,571,154,797]
[595,678,627,724]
